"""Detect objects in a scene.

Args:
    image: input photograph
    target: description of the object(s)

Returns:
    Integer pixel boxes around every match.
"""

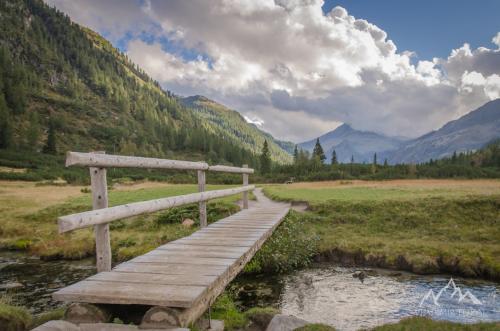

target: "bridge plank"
[113,263,227,276]
[156,244,249,252]
[130,255,236,266]
[53,280,205,307]
[145,249,245,259]
[88,272,217,286]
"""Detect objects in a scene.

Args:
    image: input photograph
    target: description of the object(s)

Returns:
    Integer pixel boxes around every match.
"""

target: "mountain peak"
[298,123,403,163]
[388,99,500,163]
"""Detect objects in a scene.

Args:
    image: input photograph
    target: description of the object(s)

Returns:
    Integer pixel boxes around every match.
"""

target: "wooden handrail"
[58,185,255,233]
[65,152,255,173]
[66,151,209,170]
[208,165,254,174]
[62,151,254,272]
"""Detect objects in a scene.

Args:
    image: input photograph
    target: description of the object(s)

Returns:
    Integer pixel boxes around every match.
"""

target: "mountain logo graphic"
[419,278,483,307]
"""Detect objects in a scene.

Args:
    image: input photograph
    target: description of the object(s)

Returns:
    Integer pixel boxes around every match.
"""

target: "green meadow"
[262,179,500,280]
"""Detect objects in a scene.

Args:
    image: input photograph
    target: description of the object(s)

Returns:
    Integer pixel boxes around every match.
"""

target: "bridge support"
[64,303,111,324]
[242,164,249,209]
[198,170,207,227]
[140,306,181,329]
[90,151,111,272]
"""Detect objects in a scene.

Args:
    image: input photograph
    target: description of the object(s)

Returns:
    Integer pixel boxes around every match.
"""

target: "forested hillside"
[182,96,293,164]
[0,0,290,170]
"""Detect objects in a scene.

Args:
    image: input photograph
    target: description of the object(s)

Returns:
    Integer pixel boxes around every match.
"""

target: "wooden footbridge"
[51,152,290,328]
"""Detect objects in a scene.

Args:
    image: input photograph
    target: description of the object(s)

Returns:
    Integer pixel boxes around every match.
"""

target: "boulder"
[182,218,195,228]
[32,320,79,331]
[266,315,308,331]
[245,307,280,330]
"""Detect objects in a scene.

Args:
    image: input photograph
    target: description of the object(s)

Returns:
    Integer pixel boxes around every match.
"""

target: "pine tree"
[293,145,299,164]
[0,95,12,149]
[371,153,378,174]
[312,138,326,163]
[331,149,338,165]
[260,140,271,174]
[43,120,57,154]
[383,158,388,167]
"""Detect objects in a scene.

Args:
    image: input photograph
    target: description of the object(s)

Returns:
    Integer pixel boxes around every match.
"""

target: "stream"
[1,252,499,330]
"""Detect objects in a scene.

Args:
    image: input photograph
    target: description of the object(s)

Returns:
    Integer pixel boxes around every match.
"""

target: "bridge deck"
[53,190,289,312]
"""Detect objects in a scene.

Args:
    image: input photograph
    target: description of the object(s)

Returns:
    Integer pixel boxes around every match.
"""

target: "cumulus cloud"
[44,0,500,141]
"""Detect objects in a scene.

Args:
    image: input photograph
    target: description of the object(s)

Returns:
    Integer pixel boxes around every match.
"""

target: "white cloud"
[243,116,264,127]
[493,32,500,48]
[44,0,500,141]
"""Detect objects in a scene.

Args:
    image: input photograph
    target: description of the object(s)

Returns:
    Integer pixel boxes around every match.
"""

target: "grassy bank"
[0,181,245,260]
[263,180,500,280]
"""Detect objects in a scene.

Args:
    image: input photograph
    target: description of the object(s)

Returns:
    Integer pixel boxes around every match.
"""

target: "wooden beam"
[58,186,255,233]
[208,165,254,174]
[197,170,207,228]
[89,154,112,272]
[66,152,209,171]
[242,164,249,209]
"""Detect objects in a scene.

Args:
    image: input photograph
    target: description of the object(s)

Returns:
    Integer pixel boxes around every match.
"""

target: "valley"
[0,0,499,330]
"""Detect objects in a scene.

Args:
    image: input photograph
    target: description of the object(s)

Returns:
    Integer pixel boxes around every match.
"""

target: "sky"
[45,0,500,142]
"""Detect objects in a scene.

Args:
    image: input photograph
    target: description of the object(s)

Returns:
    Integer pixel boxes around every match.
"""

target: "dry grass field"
[0,181,243,260]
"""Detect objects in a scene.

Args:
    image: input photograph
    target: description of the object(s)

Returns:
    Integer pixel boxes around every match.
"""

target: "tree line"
[256,138,500,181]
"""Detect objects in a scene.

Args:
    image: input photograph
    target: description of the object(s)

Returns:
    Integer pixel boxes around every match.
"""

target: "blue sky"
[324,0,500,60]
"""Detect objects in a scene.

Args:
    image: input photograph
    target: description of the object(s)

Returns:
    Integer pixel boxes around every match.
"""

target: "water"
[1,253,499,330]
[231,264,499,331]
[0,251,95,313]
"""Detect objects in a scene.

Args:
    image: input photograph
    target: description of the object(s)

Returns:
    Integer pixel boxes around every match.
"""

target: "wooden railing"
[60,151,255,272]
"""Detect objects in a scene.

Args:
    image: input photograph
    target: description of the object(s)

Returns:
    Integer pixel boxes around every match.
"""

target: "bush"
[211,294,247,330]
[0,302,32,331]
[244,211,319,274]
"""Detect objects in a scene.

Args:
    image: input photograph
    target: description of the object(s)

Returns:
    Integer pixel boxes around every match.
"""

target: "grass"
[263,180,500,280]
[0,181,248,260]
[0,301,32,331]
[264,179,500,203]
[0,295,64,331]
[370,317,499,330]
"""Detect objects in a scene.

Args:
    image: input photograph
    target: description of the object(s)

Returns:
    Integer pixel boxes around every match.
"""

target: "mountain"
[388,99,500,164]
[181,96,293,163]
[298,124,404,163]
[0,0,291,169]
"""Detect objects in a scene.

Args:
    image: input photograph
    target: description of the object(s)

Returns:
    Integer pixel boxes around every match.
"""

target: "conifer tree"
[293,145,299,164]
[0,95,12,149]
[260,140,271,174]
[43,120,57,154]
[331,149,338,165]
[371,153,378,174]
[313,138,326,163]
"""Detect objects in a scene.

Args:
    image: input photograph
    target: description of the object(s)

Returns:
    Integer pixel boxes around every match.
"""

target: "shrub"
[244,211,319,274]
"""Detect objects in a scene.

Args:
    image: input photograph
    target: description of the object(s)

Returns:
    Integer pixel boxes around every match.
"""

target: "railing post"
[242,164,249,209]
[90,151,111,272]
[198,170,207,227]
